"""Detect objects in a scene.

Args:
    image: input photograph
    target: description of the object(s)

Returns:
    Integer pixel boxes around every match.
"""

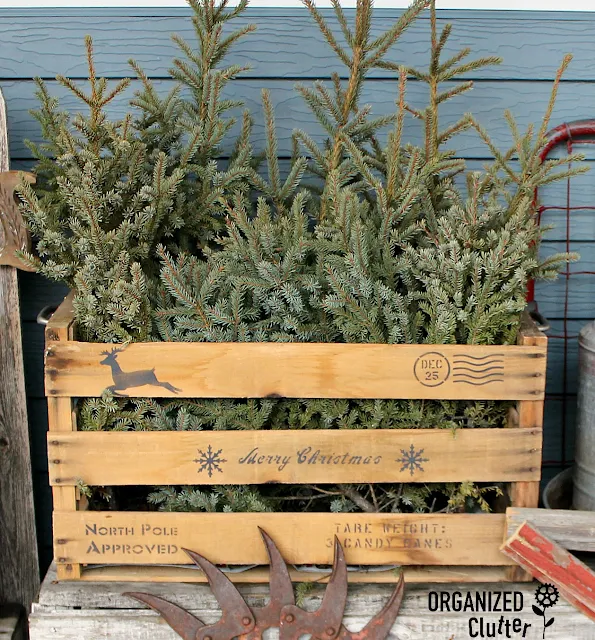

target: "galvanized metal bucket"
[544,467,573,510]
[573,321,595,510]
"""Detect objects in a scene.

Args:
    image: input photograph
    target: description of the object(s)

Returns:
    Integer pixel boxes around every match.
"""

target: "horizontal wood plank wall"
[7,6,593,573]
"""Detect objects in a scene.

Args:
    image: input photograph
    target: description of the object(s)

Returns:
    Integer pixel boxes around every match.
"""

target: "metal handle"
[527,301,551,332]
[36,305,58,326]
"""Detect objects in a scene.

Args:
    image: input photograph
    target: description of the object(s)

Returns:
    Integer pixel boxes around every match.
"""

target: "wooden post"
[0,88,40,609]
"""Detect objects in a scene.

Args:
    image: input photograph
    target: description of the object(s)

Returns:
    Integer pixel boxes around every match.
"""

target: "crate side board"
[44,340,546,400]
[47,428,542,485]
[53,511,514,567]
[45,293,83,580]
[505,320,547,582]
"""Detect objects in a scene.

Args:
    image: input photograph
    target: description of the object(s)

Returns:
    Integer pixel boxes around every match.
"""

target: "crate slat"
[45,341,546,400]
[53,512,514,567]
[48,428,542,485]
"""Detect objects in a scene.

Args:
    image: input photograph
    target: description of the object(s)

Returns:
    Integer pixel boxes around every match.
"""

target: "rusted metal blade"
[259,527,295,610]
[279,536,348,640]
[125,592,205,640]
[239,528,296,640]
[183,547,256,640]
[336,573,405,640]
[125,534,404,640]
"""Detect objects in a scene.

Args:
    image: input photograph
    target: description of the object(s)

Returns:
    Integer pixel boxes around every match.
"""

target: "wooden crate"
[45,294,547,583]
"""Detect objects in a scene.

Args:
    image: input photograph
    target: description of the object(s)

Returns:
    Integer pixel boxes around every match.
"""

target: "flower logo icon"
[532,583,559,638]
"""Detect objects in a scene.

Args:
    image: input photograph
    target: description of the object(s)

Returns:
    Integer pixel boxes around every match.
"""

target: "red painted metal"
[531,120,595,307]
[534,120,595,468]
[502,521,595,622]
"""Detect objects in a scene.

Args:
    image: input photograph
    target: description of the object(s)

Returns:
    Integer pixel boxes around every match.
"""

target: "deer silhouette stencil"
[99,347,182,396]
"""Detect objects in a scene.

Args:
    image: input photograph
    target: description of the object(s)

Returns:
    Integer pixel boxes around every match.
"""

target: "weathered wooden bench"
[29,564,595,639]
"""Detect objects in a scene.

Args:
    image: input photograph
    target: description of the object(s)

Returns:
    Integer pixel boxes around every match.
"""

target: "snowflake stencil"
[193,445,227,477]
[397,444,429,476]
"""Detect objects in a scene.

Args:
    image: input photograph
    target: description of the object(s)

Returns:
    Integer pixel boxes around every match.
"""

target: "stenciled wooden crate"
[44,294,547,583]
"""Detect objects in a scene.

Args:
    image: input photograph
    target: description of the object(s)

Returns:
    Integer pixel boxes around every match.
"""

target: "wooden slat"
[511,397,542,513]
[53,511,514,567]
[48,428,542,486]
[28,319,579,399]
[507,508,595,552]
[503,522,595,622]
[44,340,546,400]
[47,400,77,511]
[519,312,548,348]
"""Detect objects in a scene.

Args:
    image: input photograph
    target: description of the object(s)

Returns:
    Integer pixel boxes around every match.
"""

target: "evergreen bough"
[21,0,583,517]
[18,1,256,341]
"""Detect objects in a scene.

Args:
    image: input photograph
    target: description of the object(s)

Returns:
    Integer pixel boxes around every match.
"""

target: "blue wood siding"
[4,7,594,574]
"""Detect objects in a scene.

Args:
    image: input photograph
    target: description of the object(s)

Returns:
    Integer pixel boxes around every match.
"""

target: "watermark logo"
[532,583,559,638]
[427,585,560,638]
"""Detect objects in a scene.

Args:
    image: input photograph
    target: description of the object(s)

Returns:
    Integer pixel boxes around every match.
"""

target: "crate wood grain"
[53,512,513,567]
[45,341,546,400]
[44,297,546,582]
[48,428,542,485]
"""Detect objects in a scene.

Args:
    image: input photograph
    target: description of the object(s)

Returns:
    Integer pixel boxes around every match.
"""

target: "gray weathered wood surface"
[507,507,595,552]
[0,86,39,610]
[29,566,595,639]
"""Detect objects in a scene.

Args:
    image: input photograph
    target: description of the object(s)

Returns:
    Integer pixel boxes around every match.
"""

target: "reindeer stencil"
[99,347,182,396]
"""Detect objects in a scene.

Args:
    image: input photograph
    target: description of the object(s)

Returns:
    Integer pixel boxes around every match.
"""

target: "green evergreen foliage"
[18,0,256,341]
[130,0,257,249]
[17,37,184,341]
[136,0,581,514]
[148,485,274,513]
[21,0,585,516]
